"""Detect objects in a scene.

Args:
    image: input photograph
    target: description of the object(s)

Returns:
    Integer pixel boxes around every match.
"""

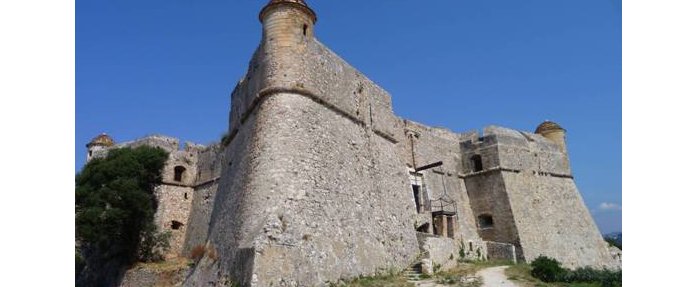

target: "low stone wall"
[416,232,459,273]
[486,241,517,263]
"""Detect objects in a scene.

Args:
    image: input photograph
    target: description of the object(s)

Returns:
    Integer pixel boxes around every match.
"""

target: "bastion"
[85,1,620,286]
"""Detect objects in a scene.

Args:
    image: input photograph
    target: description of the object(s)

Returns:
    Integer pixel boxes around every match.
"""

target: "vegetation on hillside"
[75,146,170,286]
[604,237,622,250]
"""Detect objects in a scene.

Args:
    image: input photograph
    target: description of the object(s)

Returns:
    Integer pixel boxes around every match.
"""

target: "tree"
[75,146,169,286]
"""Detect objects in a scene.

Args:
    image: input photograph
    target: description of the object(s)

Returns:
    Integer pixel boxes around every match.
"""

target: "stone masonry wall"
[187,8,423,285]
[188,91,420,286]
[462,126,617,269]
[153,184,194,259]
[401,120,484,252]
[502,172,618,269]
[464,171,523,260]
[486,241,517,263]
[183,181,219,256]
[183,145,223,255]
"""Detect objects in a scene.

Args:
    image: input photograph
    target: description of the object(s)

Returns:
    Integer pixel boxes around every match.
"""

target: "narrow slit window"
[471,155,483,172]
[174,166,186,182]
[412,184,422,212]
[303,24,308,36]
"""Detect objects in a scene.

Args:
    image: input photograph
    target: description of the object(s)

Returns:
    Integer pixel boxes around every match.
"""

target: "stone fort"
[85,1,620,286]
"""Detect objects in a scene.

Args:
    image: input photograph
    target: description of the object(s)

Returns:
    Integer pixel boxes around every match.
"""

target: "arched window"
[478,214,494,229]
[471,155,483,172]
[174,166,186,182]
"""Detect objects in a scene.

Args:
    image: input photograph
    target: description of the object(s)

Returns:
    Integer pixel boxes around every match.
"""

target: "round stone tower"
[259,0,317,46]
[86,133,114,161]
[536,121,567,154]
[535,121,567,153]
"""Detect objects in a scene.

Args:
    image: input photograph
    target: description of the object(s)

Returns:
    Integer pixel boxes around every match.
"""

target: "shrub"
[530,256,565,282]
[564,267,622,287]
[458,239,466,259]
[530,256,622,287]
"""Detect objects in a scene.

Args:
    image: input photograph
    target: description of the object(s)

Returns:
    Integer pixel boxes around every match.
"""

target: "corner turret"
[86,133,115,161]
[259,0,317,46]
[535,121,567,154]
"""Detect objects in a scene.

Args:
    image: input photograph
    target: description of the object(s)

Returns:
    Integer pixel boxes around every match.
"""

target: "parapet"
[115,134,181,153]
[461,126,570,175]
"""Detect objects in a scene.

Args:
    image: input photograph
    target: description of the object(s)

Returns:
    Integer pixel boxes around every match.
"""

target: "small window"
[184,192,188,200]
[302,24,308,36]
[416,223,429,233]
[469,241,474,252]
[88,151,93,157]
[171,220,183,230]
[471,155,483,172]
[478,214,494,229]
[412,185,422,212]
[174,166,186,182]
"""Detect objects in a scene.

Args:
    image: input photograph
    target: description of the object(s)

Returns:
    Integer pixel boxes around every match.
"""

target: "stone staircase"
[402,262,423,282]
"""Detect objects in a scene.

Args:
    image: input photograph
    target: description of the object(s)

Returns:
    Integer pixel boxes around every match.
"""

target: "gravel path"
[476,266,519,287]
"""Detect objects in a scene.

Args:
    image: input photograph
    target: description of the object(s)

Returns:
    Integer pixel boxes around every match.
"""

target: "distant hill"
[604,232,622,249]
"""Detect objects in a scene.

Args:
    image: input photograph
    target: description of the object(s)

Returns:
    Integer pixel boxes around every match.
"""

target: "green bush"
[76,146,169,267]
[563,267,622,287]
[530,256,621,287]
[458,239,466,259]
[530,256,565,282]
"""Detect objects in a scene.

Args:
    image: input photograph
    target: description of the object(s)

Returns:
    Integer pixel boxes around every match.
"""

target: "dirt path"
[476,266,519,287]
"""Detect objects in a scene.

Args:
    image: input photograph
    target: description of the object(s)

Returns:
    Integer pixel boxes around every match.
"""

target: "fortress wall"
[233,93,417,286]
[154,150,199,258]
[182,144,223,255]
[194,144,223,184]
[403,120,482,246]
[481,126,570,175]
[153,184,194,259]
[462,135,500,173]
[501,172,618,269]
[161,150,198,186]
[462,126,616,268]
[117,135,181,154]
[464,172,522,256]
[228,37,401,146]
[88,135,182,160]
[183,180,219,255]
[186,95,267,286]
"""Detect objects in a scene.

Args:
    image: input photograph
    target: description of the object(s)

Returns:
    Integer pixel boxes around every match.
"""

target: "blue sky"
[76,0,621,233]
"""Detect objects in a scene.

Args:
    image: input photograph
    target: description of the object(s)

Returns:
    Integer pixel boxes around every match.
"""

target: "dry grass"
[330,273,413,287]
[190,245,206,261]
[505,264,553,287]
[504,264,604,287]
[128,258,193,287]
